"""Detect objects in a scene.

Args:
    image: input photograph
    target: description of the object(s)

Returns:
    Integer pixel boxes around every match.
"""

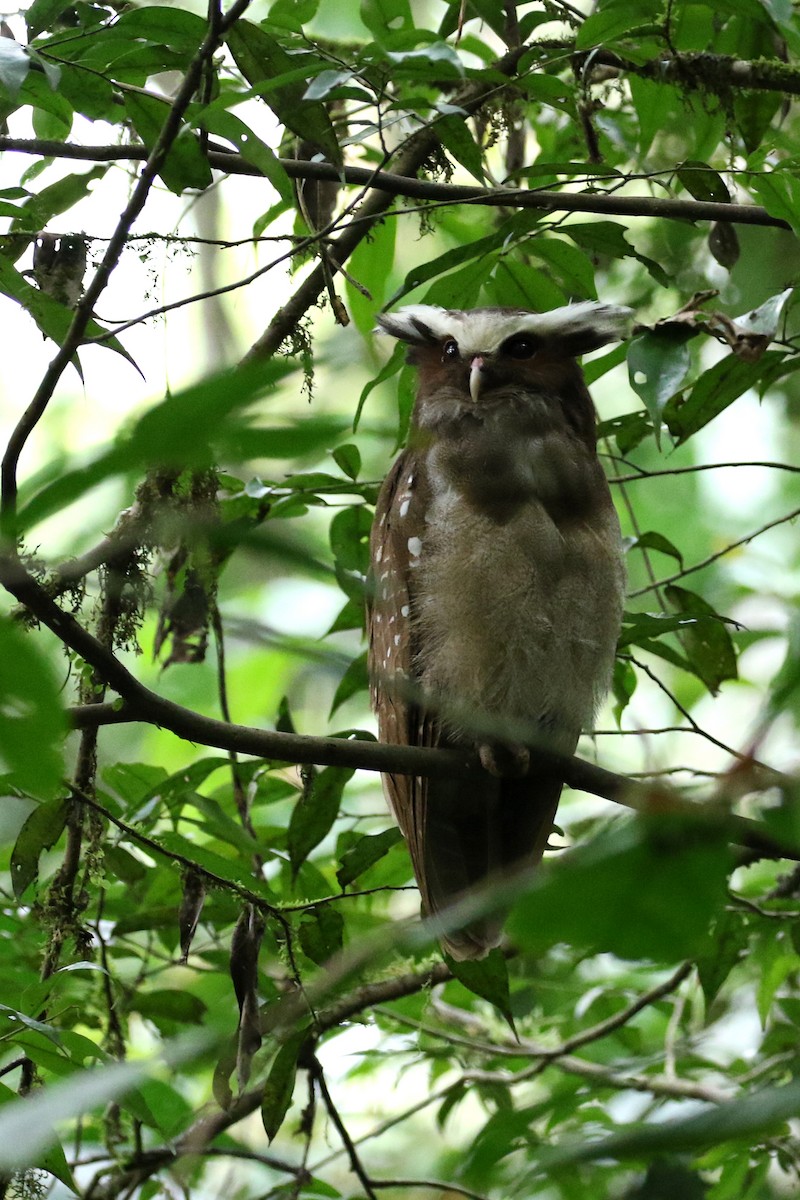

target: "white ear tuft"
[375,306,449,344]
[529,301,634,351]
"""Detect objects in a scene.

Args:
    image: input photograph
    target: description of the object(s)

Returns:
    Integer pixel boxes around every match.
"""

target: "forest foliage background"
[1,0,800,1197]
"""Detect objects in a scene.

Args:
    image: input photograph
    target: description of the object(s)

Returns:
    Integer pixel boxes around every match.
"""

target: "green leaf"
[298,905,345,963]
[755,935,800,1026]
[0,41,32,98]
[131,990,207,1032]
[530,237,597,300]
[575,0,661,49]
[421,254,495,308]
[360,0,415,40]
[262,1030,307,1142]
[44,61,113,122]
[128,1077,194,1138]
[288,767,353,874]
[385,42,465,78]
[677,160,731,203]
[0,618,66,798]
[199,106,294,203]
[267,0,321,32]
[337,827,403,888]
[749,171,800,238]
[612,657,637,722]
[155,832,275,900]
[330,651,368,715]
[354,340,405,430]
[329,505,371,574]
[767,610,800,721]
[708,220,741,269]
[731,287,793,340]
[626,531,684,567]
[696,908,747,1007]
[332,443,361,480]
[388,227,508,307]
[508,815,734,963]
[111,5,207,51]
[565,221,669,287]
[445,948,516,1032]
[735,91,782,156]
[664,585,738,694]
[10,797,69,897]
[304,68,358,101]
[437,114,485,181]
[627,329,693,446]
[346,219,397,336]
[26,0,76,40]
[618,609,705,649]
[10,165,105,235]
[665,352,782,444]
[227,21,341,166]
[124,93,212,194]
[597,410,653,454]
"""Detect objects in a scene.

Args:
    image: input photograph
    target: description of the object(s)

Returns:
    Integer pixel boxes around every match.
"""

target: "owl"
[367,302,632,960]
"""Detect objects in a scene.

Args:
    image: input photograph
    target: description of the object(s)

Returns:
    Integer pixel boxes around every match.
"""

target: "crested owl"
[368,302,630,959]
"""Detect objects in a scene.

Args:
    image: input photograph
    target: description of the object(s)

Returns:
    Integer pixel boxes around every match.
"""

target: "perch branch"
[0,554,795,863]
[0,137,788,230]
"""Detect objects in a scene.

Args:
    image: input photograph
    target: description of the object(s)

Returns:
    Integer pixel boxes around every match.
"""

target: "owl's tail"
[414,764,564,961]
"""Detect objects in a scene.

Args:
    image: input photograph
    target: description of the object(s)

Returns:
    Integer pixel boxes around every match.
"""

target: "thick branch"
[0,137,787,230]
[631,50,800,96]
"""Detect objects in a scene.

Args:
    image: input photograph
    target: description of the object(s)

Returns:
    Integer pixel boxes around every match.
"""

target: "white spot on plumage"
[399,498,410,518]
[408,536,422,557]
[375,546,383,562]
[394,634,401,646]
[401,604,410,617]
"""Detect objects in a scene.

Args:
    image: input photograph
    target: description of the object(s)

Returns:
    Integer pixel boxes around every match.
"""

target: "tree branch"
[0,137,787,230]
[308,1053,378,1200]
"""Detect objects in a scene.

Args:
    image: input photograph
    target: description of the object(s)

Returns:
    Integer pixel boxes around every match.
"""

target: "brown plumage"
[368,303,630,959]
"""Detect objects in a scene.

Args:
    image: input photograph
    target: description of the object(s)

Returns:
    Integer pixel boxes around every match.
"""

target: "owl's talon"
[479,742,530,779]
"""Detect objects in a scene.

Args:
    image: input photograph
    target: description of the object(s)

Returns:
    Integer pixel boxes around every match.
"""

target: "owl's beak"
[469,355,485,402]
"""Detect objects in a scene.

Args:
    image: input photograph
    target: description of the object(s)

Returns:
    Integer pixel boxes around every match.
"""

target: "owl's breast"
[410,445,625,749]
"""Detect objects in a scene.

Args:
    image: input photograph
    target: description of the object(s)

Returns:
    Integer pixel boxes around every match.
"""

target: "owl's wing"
[368,455,503,957]
[367,450,431,881]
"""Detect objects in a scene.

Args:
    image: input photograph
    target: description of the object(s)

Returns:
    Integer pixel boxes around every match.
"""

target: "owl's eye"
[502,334,539,359]
[441,339,460,362]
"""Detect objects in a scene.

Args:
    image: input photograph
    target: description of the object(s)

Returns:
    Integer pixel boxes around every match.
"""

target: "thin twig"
[309,1053,378,1200]
[611,461,800,483]
[629,506,800,597]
